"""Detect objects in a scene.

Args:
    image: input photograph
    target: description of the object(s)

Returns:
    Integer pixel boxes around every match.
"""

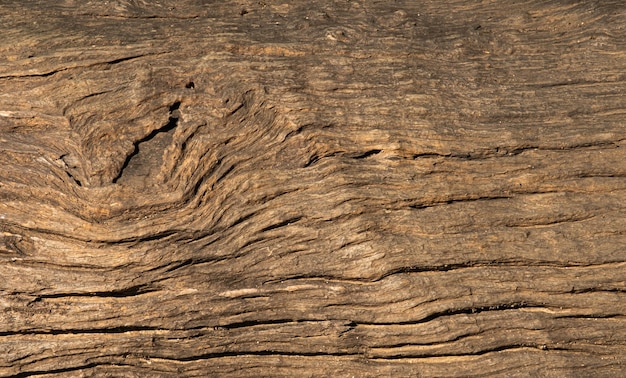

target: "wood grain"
[1,0,625,376]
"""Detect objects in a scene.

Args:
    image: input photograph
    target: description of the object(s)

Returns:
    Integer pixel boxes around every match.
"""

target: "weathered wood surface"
[1,0,625,376]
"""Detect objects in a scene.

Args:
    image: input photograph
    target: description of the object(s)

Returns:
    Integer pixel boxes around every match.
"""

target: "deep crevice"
[376,262,479,278]
[65,170,82,186]
[0,54,153,80]
[217,318,297,330]
[189,174,206,198]
[409,195,512,210]
[373,259,592,281]
[112,101,181,184]
[351,149,382,159]
[303,153,320,167]
[228,102,245,116]
[0,326,159,337]
[138,343,567,363]
[369,344,569,360]
[8,363,99,378]
[106,55,149,66]
[174,351,356,361]
[339,321,358,337]
[33,284,155,300]
[355,303,541,326]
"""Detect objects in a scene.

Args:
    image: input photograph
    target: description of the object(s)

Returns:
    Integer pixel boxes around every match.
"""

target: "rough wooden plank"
[1,0,625,376]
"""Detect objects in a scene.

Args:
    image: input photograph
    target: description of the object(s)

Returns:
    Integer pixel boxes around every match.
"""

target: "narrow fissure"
[368,344,569,360]
[65,170,82,186]
[0,326,160,337]
[8,363,99,378]
[260,216,303,233]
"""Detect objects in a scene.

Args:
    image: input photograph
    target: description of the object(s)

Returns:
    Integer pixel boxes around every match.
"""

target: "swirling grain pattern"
[1,1,625,376]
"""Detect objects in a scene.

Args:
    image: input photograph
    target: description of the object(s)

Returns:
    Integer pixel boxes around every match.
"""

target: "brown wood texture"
[1,1,626,376]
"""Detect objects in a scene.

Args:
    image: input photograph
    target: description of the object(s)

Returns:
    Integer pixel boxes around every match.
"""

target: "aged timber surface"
[1,1,625,376]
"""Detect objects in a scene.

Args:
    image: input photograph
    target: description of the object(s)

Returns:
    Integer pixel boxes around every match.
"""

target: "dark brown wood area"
[1,1,625,376]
